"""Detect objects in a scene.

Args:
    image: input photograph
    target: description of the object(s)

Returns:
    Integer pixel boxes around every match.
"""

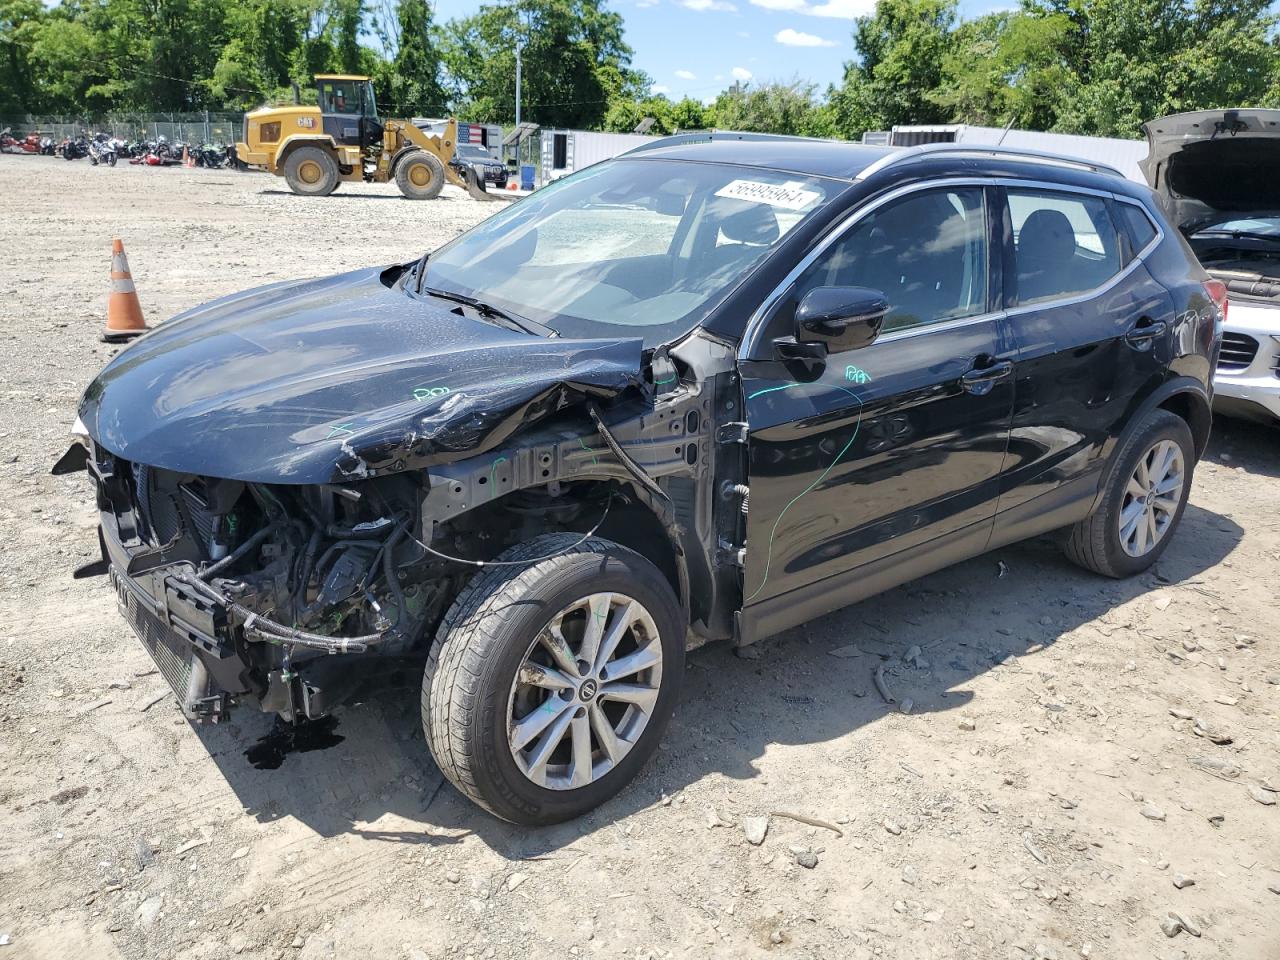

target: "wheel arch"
[1089,376,1211,514]
[388,144,425,177]
[430,477,691,631]
[275,135,338,168]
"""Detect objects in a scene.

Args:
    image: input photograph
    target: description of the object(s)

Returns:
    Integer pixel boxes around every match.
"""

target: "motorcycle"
[60,135,90,160]
[39,136,57,156]
[88,132,118,167]
[190,142,227,168]
[0,128,44,154]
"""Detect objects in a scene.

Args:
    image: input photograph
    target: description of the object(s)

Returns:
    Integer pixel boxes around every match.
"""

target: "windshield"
[421,158,832,345]
[1193,216,1280,239]
[457,145,491,160]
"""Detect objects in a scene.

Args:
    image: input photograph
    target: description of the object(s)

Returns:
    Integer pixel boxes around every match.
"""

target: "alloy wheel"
[507,593,663,791]
[1118,438,1185,557]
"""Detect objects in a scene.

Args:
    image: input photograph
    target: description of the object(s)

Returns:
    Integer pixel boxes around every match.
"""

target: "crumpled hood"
[79,266,644,483]
[1141,109,1280,230]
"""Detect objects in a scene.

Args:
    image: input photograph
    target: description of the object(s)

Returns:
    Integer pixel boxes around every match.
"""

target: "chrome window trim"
[739,176,1165,359]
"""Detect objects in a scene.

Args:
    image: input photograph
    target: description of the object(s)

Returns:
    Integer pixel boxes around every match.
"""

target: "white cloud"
[806,0,875,17]
[731,66,753,81]
[775,27,836,46]
[749,0,873,16]
[652,84,671,95]
[635,0,659,7]
[679,0,737,10]
[674,69,697,80]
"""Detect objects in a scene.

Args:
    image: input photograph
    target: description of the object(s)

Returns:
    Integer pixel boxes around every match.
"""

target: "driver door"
[737,185,1015,630]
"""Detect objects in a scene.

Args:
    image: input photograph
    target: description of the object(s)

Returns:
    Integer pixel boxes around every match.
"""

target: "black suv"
[61,137,1222,824]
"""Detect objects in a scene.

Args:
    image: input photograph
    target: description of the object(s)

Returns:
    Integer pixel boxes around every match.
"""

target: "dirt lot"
[0,157,1277,960]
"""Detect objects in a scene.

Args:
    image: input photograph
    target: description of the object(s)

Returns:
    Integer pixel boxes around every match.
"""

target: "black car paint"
[74,139,1217,721]
[79,267,644,484]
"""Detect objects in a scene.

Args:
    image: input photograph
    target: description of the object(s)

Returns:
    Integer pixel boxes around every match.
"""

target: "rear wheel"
[395,150,445,200]
[1064,409,1195,578]
[283,146,339,197]
[422,535,684,824]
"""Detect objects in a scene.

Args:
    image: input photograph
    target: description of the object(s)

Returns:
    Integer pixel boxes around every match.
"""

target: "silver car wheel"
[507,592,663,791]
[1118,438,1185,558]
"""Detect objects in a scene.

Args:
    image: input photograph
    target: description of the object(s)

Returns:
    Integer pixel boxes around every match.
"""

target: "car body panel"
[1212,300,1280,421]
[738,313,1015,609]
[78,267,644,484]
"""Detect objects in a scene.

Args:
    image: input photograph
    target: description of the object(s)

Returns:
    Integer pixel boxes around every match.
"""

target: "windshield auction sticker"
[715,179,820,211]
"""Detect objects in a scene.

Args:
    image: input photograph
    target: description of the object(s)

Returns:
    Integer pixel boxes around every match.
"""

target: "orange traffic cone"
[102,239,148,343]
[182,145,194,168]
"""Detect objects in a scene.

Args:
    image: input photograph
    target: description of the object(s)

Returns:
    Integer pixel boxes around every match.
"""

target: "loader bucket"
[462,165,510,203]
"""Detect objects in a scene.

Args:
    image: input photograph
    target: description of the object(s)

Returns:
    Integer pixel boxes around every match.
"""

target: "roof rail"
[854,142,1127,181]
[621,131,819,156]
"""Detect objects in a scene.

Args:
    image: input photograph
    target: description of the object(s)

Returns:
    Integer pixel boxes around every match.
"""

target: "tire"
[1063,409,1195,578]
[283,145,340,197]
[395,150,445,200]
[423,534,684,824]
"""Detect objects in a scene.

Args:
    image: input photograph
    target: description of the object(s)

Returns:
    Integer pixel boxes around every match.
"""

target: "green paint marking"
[654,373,677,386]
[325,423,355,441]
[489,456,509,499]
[413,385,451,401]
[578,437,599,466]
[844,365,871,384]
[743,382,866,604]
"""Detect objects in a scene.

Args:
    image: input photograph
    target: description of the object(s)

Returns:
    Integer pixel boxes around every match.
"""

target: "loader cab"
[316,74,382,150]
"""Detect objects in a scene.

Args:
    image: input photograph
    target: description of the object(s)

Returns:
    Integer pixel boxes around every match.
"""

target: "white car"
[1143,109,1280,424]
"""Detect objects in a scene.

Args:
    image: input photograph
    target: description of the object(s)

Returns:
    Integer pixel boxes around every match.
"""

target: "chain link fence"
[0,112,243,145]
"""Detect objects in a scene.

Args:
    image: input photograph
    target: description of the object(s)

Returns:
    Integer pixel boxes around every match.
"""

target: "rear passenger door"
[995,186,1175,518]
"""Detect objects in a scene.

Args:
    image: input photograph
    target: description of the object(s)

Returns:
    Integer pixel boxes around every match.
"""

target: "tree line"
[3,0,1278,140]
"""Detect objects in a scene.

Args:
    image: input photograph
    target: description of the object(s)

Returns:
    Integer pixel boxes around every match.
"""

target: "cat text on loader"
[234,74,503,201]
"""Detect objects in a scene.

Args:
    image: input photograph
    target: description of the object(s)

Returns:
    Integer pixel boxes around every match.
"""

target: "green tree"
[0,0,46,114]
[441,0,638,128]
[711,78,832,137]
[1041,0,1280,137]
[830,0,957,138]
[931,8,1072,130]
[383,0,448,115]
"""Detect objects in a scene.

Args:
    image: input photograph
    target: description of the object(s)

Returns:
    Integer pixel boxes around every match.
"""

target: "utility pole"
[515,42,523,130]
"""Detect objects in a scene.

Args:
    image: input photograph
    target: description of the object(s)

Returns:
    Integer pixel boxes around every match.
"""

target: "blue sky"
[431,0,1010,103]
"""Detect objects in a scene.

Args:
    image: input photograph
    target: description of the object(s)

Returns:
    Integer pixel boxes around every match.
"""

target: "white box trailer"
[539,129,657,185]
[870,124,1150,183]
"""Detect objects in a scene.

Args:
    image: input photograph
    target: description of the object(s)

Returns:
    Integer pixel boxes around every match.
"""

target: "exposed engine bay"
[1191,251,1280,305]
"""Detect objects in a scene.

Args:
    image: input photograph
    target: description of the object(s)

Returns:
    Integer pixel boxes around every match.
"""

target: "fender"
[1087,375,1211,515]
[274,134,341,170]
[388,144,426,177]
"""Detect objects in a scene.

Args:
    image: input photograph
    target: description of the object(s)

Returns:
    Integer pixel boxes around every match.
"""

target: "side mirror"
[795,286,888,353]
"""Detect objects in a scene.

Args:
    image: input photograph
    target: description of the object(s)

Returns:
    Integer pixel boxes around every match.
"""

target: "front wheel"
[423,535,684,824]
[1064,409,1195,578]
[395,150,445,200]
[283,145,340,197]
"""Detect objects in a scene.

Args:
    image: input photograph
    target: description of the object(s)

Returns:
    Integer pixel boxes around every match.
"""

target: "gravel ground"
[1,156,1278,960]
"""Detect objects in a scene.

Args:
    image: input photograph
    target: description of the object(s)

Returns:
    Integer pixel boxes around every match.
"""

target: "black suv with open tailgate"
[61,137,1222,824]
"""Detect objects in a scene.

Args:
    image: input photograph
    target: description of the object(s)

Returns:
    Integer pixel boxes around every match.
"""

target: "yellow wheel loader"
[235,74,504,201]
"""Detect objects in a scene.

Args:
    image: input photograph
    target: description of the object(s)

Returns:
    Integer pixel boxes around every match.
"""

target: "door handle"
[960,359,1013,394]
[1125,318,1167,346]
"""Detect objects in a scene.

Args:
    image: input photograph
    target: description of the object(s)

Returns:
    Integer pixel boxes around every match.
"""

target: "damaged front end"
[84,450,459,722]
[62,265,738,725]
